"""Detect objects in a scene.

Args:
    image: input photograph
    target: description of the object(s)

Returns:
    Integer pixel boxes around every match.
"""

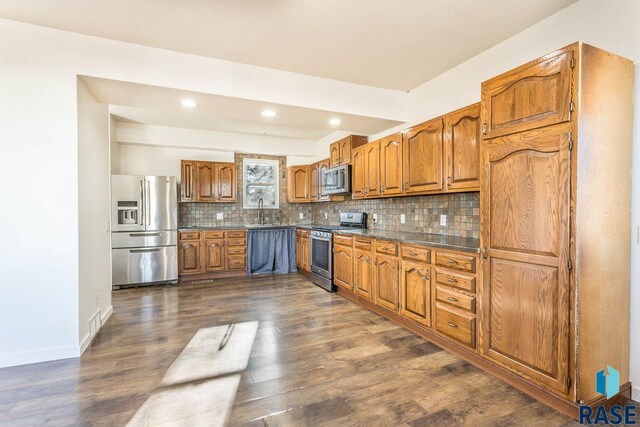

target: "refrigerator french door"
[111,175,178,288]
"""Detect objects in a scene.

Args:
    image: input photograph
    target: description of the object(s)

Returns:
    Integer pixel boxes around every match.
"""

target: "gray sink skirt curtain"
[247,229,298,275]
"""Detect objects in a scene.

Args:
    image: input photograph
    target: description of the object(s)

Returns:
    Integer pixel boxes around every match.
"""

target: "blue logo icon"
[596,365,620,399]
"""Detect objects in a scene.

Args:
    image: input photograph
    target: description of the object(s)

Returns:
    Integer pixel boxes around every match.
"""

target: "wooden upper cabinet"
[400,260,431,327]
[351,146,367,199]
[216,162,237,202]
[481,49,573,139]
[380,133,403,196]
[329,135,368,168]
[480,125,570,393]
[287,165,310,203]
[374,253,399,312]
[444,103,481,192]
[180,160,195,202]
[339,137,352,165]
[195,161,215,202]
[403,117,444,194]
[317,159,330,202]
[364,141,381,197]
[309,162,320,202]
[329,142,341,168]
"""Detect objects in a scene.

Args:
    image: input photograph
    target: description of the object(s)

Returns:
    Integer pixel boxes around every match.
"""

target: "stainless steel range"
[310,212,367,292]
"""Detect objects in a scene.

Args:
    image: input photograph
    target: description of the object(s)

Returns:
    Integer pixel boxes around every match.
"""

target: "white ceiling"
[2,0,575,90]
[81,76,404,140]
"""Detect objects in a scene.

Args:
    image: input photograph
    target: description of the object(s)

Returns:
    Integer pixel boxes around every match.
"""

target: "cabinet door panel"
[216,163,236,202]
[318,159,330,201]
[195,162,215,202]
[334,245,353,290]
[403,118,443,193]
[481,125,570,394]
[351,147,366,199]
[374,254,399,312]
[482,50,572,139]
[179,240,202,274]
[180,160,195,202]
[400,261,431,326]
[354,249,373,300]
[445,104,480,191]
[204,239,225,272]
[329,142,340,168]
[287,166,310,203]
[380,134,403,196]
[365,141,381,197]
[340,137,351,165]
[310,162,320,201]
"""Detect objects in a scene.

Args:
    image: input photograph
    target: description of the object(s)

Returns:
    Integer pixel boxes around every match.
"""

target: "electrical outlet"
[216,212,223,220]
[299,212,304,219]
[400,214,406,224]
[372,213,378,223]
[440,215,447,226]
[324,212,328,220]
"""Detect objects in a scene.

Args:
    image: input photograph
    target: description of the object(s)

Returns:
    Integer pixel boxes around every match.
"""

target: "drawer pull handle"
[447,297,458,302]
[447,277,457,283]
[409,252,418,256]
[447,259,458,264]
[447,322,458,328]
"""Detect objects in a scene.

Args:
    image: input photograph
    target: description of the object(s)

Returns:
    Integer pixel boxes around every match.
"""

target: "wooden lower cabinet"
[178,229,247,279]
[353,247,373,300]
[399,260,431,327]
[333,244,353,290]
[295,228,311,273]
[178,239,202,274]
[373,253,399,312]
[204,239,225,272]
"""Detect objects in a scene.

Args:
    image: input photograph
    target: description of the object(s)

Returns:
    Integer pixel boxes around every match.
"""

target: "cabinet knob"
[482,122,487,135]
[447,176,451,187]
[447,322,458,328]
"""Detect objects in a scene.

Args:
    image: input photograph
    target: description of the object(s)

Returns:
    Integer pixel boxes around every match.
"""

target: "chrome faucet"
[257,197,265,225]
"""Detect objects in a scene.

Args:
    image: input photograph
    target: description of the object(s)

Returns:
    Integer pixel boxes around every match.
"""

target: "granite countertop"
[335,228,480,253]
[178,224,310,231]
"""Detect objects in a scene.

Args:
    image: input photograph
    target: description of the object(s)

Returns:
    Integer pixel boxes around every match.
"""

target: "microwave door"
[145,176,177,231]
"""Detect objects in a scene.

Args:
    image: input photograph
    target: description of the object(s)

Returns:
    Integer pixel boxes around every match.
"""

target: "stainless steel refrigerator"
[111,175,178,289]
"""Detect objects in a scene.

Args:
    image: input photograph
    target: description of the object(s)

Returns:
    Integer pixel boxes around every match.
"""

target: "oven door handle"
[312,237,332,242]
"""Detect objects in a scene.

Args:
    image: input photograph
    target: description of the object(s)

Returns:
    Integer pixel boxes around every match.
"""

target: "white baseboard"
[0,345,80,369]
[80,305,114,355]
[632,385,640,402]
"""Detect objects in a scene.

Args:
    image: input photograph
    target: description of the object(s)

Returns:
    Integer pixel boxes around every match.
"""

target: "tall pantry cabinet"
[479,42,633,410]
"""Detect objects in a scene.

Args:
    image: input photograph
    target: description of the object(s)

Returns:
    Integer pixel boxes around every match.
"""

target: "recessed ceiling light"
[181,99,197,108]
[261,109,277,117]
[329,118,342,126]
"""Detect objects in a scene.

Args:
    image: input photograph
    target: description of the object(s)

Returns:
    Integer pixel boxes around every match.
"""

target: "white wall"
[77,79,112,353]
[115,122,326,176]
[110,115,121,174]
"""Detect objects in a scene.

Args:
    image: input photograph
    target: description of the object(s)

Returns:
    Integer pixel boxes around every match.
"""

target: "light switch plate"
[400,214,406,224]
[216,212,224,220]
[299,212,304,219]
[440,215,447,226]
[324,212,328,219]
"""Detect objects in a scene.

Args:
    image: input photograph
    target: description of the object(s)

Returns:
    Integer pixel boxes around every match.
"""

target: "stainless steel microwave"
[322,164,351,195]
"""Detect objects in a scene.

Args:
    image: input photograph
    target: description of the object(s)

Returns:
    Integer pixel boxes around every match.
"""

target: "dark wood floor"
[0,274,581,426]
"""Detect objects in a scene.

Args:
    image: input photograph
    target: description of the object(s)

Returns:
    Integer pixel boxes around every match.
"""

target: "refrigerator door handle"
[129,248,160,253]
[139,179,145,227]
[129,232,162,237]
[145,178,151,228]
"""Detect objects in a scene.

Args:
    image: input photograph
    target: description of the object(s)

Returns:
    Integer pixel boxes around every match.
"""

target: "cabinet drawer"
[300,229,310,238]
[435,286,476,313]
[226,230,246,238]
[401,245,431,263]
[334,234,354,247]
[434,303,476,348]
[435,268,476,293]
[435,252,476,273]
[227,255,247,271]
[204,230,225,239]
[354,238,372,251]
[227,238,246,247]
[227,246,246,255]
[179,231,201,241]
[375,240,398,256]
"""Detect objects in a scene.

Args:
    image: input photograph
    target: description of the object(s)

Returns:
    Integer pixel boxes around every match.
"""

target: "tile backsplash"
[178,152,479,238]
[311,192,479,239]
